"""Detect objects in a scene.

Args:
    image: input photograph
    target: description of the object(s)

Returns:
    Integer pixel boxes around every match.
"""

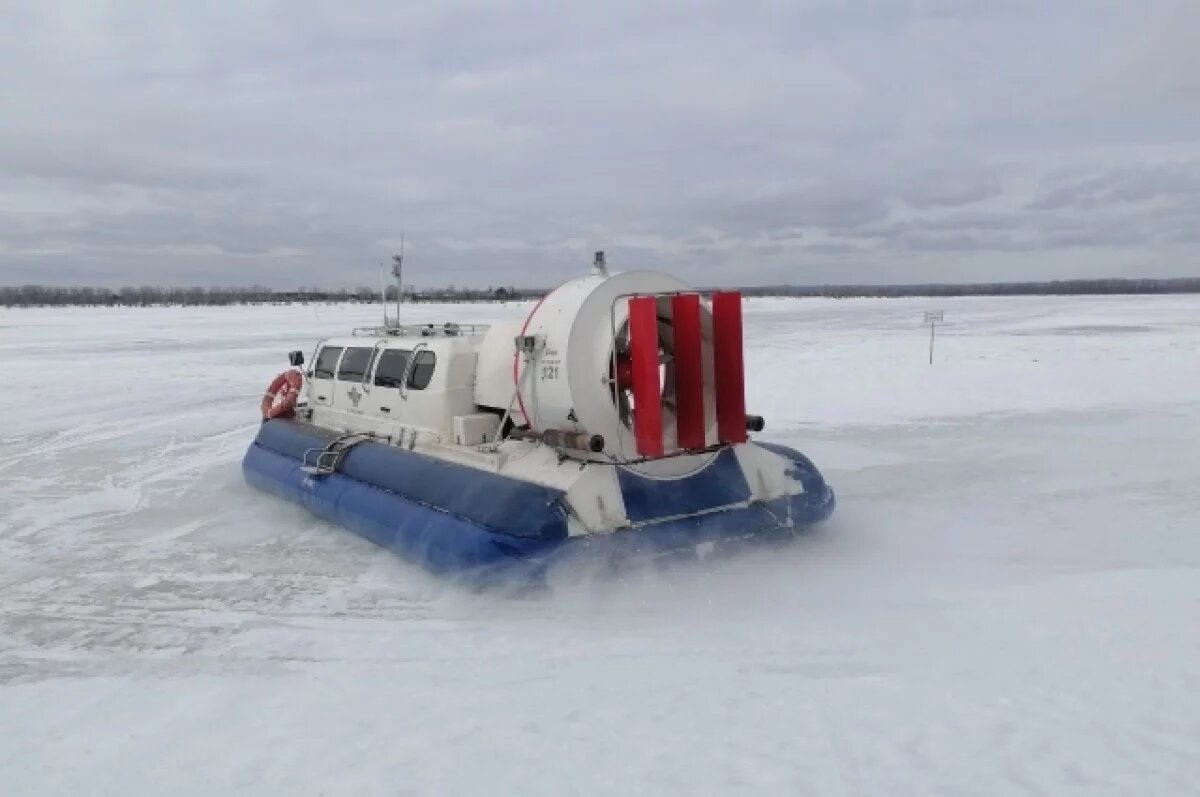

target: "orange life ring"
[261,369,303,419]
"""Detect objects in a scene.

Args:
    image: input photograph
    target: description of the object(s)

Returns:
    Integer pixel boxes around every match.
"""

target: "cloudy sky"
[1,0,1197,288]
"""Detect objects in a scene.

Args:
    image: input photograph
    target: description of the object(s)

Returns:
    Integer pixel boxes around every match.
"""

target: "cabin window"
[372,349,436,390]
[408,350,436,390]
[312,346,343,380]
[336,346,375,381]
[374,349,411,388]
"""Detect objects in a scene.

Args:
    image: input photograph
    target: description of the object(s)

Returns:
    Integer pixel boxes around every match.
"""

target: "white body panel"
[453,413,501,446]
[473,319,523,410]
[306,334,480,442]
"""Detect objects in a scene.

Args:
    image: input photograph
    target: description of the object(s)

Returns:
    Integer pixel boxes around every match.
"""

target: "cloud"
[1026,161,1200,211]
[0,0,1197,287]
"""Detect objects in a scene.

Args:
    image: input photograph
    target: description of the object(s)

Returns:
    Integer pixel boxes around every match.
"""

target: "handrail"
[352,322,491,338]
[362,339,388,393]
[398,341,428,402]
[307,338,327,379]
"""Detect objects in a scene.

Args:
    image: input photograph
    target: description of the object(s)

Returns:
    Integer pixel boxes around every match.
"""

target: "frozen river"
[2,294,1198,795]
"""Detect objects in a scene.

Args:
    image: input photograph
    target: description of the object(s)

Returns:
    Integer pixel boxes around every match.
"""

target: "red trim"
[512,287,556,428]
[629,295,664,457]
[712,291,747,444]
[671,293,705,449]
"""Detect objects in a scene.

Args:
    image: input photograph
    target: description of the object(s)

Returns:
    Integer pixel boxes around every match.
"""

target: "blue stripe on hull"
[243,443,558,577]
[241,428,835,582]
[254,419,568,541]
[616,448,752,522]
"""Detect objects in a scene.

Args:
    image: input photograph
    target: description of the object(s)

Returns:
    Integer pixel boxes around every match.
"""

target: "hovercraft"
[243,253,834,579]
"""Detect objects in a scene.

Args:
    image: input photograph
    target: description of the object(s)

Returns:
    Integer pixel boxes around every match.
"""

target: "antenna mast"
[391,235,404,326]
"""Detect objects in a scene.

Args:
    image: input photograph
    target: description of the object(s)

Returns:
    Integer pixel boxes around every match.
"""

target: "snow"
[2,295,1199,796]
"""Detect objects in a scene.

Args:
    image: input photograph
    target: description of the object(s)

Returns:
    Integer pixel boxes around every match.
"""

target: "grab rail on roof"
[351,322,490,338]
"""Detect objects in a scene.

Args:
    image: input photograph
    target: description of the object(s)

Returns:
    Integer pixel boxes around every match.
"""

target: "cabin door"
[371,347,412,427]
[308,344,343,407]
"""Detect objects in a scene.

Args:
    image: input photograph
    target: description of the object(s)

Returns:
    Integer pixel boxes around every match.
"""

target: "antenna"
[391,234,404,326]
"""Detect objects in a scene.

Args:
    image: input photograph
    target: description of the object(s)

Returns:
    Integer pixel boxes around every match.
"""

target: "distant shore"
[3,277,1198,307]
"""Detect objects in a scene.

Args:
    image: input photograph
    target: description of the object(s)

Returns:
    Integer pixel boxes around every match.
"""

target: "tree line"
[3,277,1199,307]
[0,284,537,307]
[735,277,1200,298]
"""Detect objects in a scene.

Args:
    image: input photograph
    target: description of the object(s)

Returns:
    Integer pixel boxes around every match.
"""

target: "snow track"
[2,297,1199,795]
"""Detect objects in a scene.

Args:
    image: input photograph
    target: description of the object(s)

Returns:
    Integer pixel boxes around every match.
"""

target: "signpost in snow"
[924,310,944,364]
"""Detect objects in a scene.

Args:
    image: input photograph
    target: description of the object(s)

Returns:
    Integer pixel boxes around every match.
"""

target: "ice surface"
[2,296,1199,796]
